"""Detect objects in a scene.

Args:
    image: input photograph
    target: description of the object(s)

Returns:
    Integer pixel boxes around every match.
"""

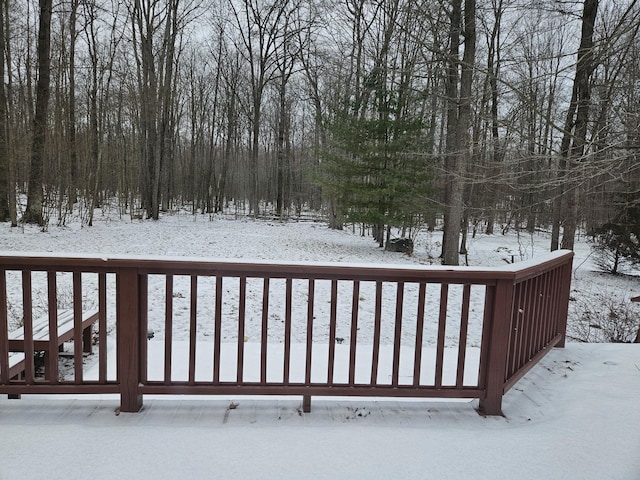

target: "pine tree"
[592,190,640,274]
[320,107,432,246]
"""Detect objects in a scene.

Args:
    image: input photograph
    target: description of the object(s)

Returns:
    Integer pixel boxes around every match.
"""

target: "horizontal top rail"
[0,250,574,283]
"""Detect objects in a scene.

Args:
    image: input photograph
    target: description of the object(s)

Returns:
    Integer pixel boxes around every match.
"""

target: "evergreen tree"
[592,190,640,274]
[320,106,433,246]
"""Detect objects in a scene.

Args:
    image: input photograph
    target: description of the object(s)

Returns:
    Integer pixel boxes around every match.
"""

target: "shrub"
[568,292,640,343]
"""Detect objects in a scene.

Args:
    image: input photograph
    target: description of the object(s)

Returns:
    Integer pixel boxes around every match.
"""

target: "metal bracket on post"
[117,267,143,413]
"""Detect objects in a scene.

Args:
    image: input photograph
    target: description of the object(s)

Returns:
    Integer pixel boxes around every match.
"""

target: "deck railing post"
[555,258,574,348]
[117,267,143,412]
[479,278,515,416]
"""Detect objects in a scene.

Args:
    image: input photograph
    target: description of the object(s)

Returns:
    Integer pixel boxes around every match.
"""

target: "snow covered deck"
[1,343,638,480]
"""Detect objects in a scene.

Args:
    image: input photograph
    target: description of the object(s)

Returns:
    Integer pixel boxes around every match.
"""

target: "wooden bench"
[4,309,99,383]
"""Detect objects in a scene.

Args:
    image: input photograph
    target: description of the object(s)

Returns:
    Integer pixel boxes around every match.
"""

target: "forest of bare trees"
[0,0,639,265]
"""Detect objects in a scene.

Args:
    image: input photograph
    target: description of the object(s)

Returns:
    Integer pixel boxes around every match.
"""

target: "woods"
[1,0,639,265]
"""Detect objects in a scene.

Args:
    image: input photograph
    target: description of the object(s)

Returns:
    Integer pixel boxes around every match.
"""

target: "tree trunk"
[276,77,287,217]
[217,95,236,213]
[67,0,78,208]
[133,0,180,221]
[560,0,599,250]
[5,0,15,227]
[0,0,10,221]
[442,0,475,265]
[23,0,53,226]
[441,0,461,262]
[87,41,99,226]
[250,95,261,216]
[484,1,502,236]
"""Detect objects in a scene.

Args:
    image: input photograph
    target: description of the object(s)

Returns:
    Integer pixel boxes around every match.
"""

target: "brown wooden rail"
[0,250,573,416]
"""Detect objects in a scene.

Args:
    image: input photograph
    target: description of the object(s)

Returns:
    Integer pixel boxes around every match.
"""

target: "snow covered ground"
[2,208,639,343]
[1,210,640,479]
[0,343,638,479]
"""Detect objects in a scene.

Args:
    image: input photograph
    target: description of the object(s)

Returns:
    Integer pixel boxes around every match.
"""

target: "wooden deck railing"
[0,250,573,416]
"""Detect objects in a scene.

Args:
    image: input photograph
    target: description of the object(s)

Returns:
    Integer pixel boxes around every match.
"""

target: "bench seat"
[5,352,26,379]
[2,309,99,380]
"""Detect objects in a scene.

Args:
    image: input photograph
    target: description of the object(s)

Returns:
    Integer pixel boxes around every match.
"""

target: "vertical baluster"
[513,280,525,372]
[538,271,549,346]
[98,273,107,383]
[348,280,360,386]
[527,278,538,361]
[532,274,545,352]
[188,275,197,384]
[551,267,563,339]
[283,278,293,384]
[520,278,534,367]
[541,271,551,344]
[139,275,148,384]
[412,283,426,387]
[528,277,539,354]
[370,282,383,385]
[237,277,246,384]
[327,280,338,385]
[303,279,314,412]
[528,277,537,352]
[547,267,561,342]
[391,282,404,387]
[304,279,315,383]
[73,272,83,383]
[477,284,496,390]
[541,270,555,345]
[22,271,34,384]
[261,278,269,384]
[164,275,173,385]
[526,277,539,360]
[556,258,573,347]
[434,284,448,387]
[0,270,8,384]
[456,285,471,388]
[115,274,120,384]
[47,272,58,383]
[543,271,554,345]
[507,283,523,379]
[213,275,223,384]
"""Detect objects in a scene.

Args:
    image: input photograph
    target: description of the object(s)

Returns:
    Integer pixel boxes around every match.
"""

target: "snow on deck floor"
[0,343,639,480]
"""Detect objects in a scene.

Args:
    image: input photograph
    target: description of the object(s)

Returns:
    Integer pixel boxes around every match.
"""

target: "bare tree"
[0,0,10,222]
[555,0,599,251]
[130,0,188,220]
[217,41,242,214]
[227,0,299,216]
[23,0,53,226]
[442,0,476,265]
[273,5,304,217]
